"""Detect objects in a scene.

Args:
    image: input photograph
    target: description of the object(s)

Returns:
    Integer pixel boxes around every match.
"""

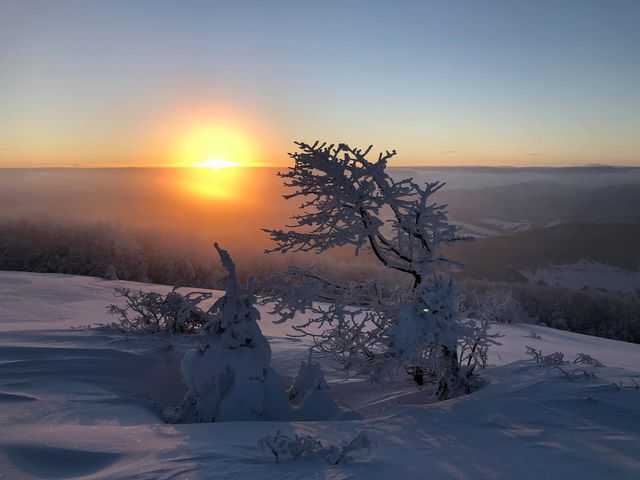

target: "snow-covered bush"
[525,346,544,362]
[321,431,373,465]
[164,244,290,423]
[525,346,564,365]
[106,287,212,333]
[525,347,605,368]
[288,361,342,420]
[258,430,372,464]
[380,275,477,397]
[262,141,480,398]
[459,316,503,371]
[525,329,542,339]
[525,347,605,381]
[258,430,323,462]
[548,365,595,381]
[541,351,565,365]
[572,353,605,367]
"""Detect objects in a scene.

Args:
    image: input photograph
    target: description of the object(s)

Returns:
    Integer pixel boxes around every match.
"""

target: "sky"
[1,0,639,168]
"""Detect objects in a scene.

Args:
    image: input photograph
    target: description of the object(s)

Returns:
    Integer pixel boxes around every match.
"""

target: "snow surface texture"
[1,271,639,479]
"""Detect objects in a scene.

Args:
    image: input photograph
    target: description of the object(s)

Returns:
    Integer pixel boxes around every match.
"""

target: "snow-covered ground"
[1,271,639,479]
[521,259,640,293]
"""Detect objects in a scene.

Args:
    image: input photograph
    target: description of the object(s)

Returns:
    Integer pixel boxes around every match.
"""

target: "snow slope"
[1,271,639,479]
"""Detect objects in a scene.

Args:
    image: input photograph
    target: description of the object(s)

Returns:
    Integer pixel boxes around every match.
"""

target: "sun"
[193,158,240,169]
[176,124,254,168]
[170,122,258,199]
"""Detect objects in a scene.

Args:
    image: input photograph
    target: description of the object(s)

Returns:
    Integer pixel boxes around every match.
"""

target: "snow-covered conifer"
[164,243,290,422]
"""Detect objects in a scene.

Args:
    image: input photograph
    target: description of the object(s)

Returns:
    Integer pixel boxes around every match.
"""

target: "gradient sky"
[1,0,639,167]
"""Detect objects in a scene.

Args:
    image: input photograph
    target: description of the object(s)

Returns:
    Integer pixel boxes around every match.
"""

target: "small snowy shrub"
[288,361,342,420]
[526,347,605,369]
[459,316,503,371]
[525,329,542,339]
[258,430,323,462]
[572,353,605,367]
[542,351,565,365]
[163,244,290,423]
[525,346,564,365]
[258,430,372,464]
[106,287,212,334]
[548,365,594,381]
[321,431,373,465]
[525,347,597,381]
[525,345,544,363]
[288,361,329,404]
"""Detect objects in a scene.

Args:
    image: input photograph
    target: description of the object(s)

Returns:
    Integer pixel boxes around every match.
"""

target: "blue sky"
[1,0,639,166]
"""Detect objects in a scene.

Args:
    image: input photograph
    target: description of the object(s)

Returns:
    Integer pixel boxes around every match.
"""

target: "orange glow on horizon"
[192,158,240,169]
[181,166,244,199]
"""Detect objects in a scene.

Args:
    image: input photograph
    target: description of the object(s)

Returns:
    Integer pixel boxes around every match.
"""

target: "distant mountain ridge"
[433,181,640,235]
[391,165,640,174]
[444,222,640,282]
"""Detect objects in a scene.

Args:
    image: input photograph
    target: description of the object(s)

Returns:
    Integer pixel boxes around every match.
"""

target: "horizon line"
[1,164,639,171]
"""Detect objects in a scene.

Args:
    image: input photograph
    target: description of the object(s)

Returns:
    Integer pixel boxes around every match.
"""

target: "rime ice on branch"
[262,142,482,398]
[164,243,290,423]
[264,142,468,284]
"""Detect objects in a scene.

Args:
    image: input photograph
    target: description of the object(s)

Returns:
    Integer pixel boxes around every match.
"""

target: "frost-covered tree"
[467,285,528,324]
[164,243,290,422]
[263,141,478,398]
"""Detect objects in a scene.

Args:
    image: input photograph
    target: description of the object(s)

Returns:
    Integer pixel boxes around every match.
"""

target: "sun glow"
[193,158,240,169]
[183,166,243,200]
[170,122,258,199]
[177,124,254,169]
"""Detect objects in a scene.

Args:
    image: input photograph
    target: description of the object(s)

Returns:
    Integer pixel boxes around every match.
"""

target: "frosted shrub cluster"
[525,346,607,382]
[461,279,640,343]
[258,430,323,462]
[106,287,212,334]
[464,285,529,324]
[258,430,372,464]
[525,346,605,368]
